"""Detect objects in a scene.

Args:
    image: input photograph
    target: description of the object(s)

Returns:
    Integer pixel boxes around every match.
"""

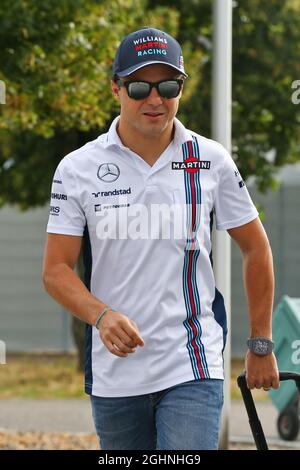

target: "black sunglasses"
[116,79,184,100]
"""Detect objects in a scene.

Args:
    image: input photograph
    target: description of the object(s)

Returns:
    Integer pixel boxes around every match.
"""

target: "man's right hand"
[98,310,145,358]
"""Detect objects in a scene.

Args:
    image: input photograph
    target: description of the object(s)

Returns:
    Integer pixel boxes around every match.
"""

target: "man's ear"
[111,80,120,100]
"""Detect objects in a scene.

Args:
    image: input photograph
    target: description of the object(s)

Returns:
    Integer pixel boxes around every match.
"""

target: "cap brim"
[117,61,188,78]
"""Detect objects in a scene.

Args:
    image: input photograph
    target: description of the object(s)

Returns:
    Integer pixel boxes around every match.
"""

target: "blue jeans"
[90,379,223,450]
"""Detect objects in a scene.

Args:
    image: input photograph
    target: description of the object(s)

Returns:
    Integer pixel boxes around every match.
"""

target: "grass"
[0,353,86,399]
[0,353,269,401]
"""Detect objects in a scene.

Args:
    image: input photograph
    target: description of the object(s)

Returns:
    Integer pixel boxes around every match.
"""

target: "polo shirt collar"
[102,115,194,151]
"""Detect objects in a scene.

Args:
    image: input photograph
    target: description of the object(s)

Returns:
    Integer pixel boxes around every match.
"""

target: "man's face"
[111,64,183,139]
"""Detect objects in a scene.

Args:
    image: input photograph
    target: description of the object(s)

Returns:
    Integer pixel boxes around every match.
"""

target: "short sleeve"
[214,150,259,230]
[46,160,85,236]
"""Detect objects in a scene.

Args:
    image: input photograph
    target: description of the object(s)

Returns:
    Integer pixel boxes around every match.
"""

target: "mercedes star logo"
[97,163,120,182]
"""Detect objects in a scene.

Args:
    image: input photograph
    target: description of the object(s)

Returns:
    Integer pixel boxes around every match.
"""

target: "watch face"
[254,339,269,354]
[247,338,274,355]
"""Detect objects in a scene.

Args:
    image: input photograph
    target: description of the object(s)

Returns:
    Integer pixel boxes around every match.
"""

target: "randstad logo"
[92,187,131,197]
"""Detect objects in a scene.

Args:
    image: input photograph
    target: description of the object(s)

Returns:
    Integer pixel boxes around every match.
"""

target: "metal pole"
[212,0,232,450]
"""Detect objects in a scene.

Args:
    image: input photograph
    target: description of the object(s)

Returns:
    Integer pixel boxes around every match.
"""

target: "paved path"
[231,400,278,438]
[0,398,299,448]
[0,398,94,433]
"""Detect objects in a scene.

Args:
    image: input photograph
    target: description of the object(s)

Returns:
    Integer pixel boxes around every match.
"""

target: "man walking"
[43,27,279,450]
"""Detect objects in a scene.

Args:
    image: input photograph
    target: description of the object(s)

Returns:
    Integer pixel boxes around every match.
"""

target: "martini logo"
[172,158,211,173]
[133,36,168,50]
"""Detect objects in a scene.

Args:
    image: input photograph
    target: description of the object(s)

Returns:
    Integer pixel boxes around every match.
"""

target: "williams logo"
[172,158,211,173]
[97,163,120,182]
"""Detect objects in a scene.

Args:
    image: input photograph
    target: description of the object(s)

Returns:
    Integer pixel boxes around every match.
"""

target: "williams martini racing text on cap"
[112,27,188,78]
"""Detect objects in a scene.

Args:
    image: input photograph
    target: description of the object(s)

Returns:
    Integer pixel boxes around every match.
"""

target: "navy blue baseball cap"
[112,27,187,78]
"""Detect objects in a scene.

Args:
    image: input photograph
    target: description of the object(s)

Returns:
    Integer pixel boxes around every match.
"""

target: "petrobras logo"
[94,202,130,213]
[92,187,131,197]
[171,159,211,172]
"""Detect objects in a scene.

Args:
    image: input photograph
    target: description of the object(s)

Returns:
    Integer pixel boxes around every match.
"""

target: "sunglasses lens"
[127,82,150,100]
[124,80,182,100]
[158,81,181,98]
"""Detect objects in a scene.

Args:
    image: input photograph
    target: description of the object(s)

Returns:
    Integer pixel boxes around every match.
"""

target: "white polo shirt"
[47,116,258,397]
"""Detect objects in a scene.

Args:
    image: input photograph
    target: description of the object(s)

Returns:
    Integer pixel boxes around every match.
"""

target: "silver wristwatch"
[247,337,274,356]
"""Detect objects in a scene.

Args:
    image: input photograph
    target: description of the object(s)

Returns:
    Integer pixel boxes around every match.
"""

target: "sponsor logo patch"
[50,206,60,216]
[171,158,211,173]
[51,193,67,200]
[94,203,130,212]
[92,187,131,197]
[97,163,120,183]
